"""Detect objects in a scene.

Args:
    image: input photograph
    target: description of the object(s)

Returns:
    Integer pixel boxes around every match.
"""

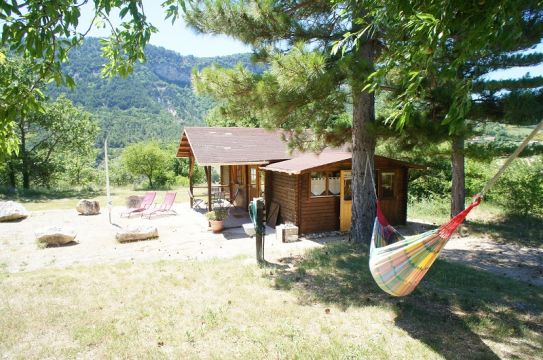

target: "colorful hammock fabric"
[369,197,481,297]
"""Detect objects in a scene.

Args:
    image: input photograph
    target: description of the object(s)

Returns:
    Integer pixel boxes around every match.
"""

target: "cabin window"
[343,175,352,201]
[380,172,395,199]
[250,167,257,183]
[310,171,341,197]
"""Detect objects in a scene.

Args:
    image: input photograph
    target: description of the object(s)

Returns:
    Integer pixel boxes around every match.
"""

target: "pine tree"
[351,1,543,216]
[183,1,384,243]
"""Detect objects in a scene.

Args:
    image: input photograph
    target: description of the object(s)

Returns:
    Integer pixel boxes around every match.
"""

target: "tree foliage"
[494,158,543,217]
[2,95,98,188]
[122,141,172,188]
[0,0,158,154]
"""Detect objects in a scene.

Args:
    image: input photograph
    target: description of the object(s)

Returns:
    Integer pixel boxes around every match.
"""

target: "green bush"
[494,158,543,217]
[465,159,496,199]
[175,176,190,187]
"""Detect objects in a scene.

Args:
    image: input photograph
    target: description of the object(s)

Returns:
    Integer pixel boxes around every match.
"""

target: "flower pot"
[210,220,225,233]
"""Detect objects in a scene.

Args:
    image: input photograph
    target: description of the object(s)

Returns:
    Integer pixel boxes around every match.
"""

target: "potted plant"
[206,207,229,233]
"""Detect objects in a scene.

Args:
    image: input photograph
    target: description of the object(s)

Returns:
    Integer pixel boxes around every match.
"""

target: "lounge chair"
[121,191,156,218]
[188,189,206,209]
[142,192,177,219]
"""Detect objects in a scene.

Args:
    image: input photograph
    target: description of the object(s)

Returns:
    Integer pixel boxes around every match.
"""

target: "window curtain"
[328,177,340,195]
[310,177,326,196]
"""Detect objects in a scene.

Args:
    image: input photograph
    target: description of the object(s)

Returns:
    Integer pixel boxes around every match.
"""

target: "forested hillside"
[47,38,262,148]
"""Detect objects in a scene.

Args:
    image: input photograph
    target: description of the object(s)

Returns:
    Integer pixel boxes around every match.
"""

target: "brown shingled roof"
[264,150,352,174]
[177,127,424,170]
[176,127,293,165]
[264,151,424,174]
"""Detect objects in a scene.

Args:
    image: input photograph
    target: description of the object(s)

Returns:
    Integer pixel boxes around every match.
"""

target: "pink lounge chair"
[142,192,177,219]
[121,191,156,218]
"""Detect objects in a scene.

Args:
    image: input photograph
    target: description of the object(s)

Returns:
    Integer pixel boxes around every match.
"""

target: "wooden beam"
[189,156,194,208]
[206,166,212,211]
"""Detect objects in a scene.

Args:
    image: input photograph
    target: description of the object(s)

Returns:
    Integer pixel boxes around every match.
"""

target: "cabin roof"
[176,127,293,166]
[264,151,424,175]
[176,127,424,170]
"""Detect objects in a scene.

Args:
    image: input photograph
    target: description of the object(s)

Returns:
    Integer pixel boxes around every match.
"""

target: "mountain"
[47,38,262,148]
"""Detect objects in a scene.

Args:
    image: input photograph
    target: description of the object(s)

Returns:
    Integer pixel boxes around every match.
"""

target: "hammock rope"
[368,119,543,297]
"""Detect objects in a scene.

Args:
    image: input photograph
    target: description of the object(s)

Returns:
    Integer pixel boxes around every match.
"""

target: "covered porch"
[176,127,291,212]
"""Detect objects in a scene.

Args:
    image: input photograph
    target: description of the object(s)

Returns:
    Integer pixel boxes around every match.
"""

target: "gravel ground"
[1,205,541,287]
[0,204,334,273]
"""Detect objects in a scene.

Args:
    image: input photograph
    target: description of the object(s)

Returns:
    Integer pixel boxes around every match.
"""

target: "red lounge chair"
[121,191,156,218]
[142,192,177,219]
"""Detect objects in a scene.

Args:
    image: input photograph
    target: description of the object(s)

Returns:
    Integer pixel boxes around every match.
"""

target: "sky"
[79,0,250,57]
[78,1,543,80]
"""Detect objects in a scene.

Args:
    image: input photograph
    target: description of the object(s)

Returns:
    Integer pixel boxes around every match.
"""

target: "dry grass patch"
[1,244,541,359]
[0,187,190,211]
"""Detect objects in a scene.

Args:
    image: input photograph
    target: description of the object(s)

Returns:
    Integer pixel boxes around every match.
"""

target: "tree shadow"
[466,214,543,248]
[270,242,542,359]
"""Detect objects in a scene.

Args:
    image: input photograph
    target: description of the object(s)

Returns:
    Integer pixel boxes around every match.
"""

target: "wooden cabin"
[176,127,422,234]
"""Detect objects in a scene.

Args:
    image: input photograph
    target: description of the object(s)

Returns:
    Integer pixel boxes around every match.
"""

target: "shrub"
[494,158,543,217]
[465,159,496,199]
[206,207,229,221]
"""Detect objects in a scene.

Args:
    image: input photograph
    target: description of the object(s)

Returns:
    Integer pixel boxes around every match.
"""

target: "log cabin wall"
[375,167,408,225]
[266,158,410,234]
[265,172,299,225]
[298,160,350,233]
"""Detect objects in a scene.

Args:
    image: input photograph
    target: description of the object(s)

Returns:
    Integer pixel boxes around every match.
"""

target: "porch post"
[206,166,212,211]
[189,155,194,208]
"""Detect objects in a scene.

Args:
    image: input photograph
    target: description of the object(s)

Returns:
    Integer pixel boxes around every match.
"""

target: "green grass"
[0,186,192,211]
[408,197,543,248]
[0,244,541,359]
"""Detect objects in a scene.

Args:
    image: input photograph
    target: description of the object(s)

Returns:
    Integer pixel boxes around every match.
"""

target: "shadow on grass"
[0,187,103,203]
[271,242,543,359]
[466,214,543,248]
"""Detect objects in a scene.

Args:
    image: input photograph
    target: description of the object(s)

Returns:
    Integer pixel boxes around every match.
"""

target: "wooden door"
[340,170,352,231]
[248,165,260,201]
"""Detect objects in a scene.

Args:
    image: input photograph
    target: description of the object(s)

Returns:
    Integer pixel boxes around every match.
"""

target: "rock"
[76,199,100,215]
[0,201,30,222]
[116,225,159,243]
[35,226,77,246]
[126,195,143,208]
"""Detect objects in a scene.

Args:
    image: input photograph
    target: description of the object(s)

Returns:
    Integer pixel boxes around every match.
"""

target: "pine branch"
[473,76,543,92]
[468,53,543,78]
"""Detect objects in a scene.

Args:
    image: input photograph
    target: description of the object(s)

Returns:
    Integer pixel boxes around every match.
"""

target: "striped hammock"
[369,197,481,297]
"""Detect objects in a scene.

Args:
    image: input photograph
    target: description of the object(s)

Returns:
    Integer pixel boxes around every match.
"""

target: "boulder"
[116,225,159,243]
[126,195,143,208]
[36,226,77,246]
[76,199,100,215]
[0,201,30,222]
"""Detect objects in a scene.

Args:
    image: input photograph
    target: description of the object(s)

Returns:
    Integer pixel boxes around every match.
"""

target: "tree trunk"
[451,135,465,217]
[19,122,30,189]
[7,159,17,188]
[21,136,30,189]
[351,40,377,244]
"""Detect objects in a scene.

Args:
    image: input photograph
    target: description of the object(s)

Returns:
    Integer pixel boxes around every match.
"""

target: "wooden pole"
[104,136,112,224]
[189,156,194,208]
[206,166,212,211]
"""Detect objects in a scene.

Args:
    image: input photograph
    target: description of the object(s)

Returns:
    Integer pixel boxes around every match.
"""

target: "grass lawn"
[408,197,543,248]
[1,243,541,359]
[0,187,194,211]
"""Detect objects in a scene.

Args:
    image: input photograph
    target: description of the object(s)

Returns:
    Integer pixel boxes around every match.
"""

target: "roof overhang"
[176,127,293,166]
[264,153,425,174]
